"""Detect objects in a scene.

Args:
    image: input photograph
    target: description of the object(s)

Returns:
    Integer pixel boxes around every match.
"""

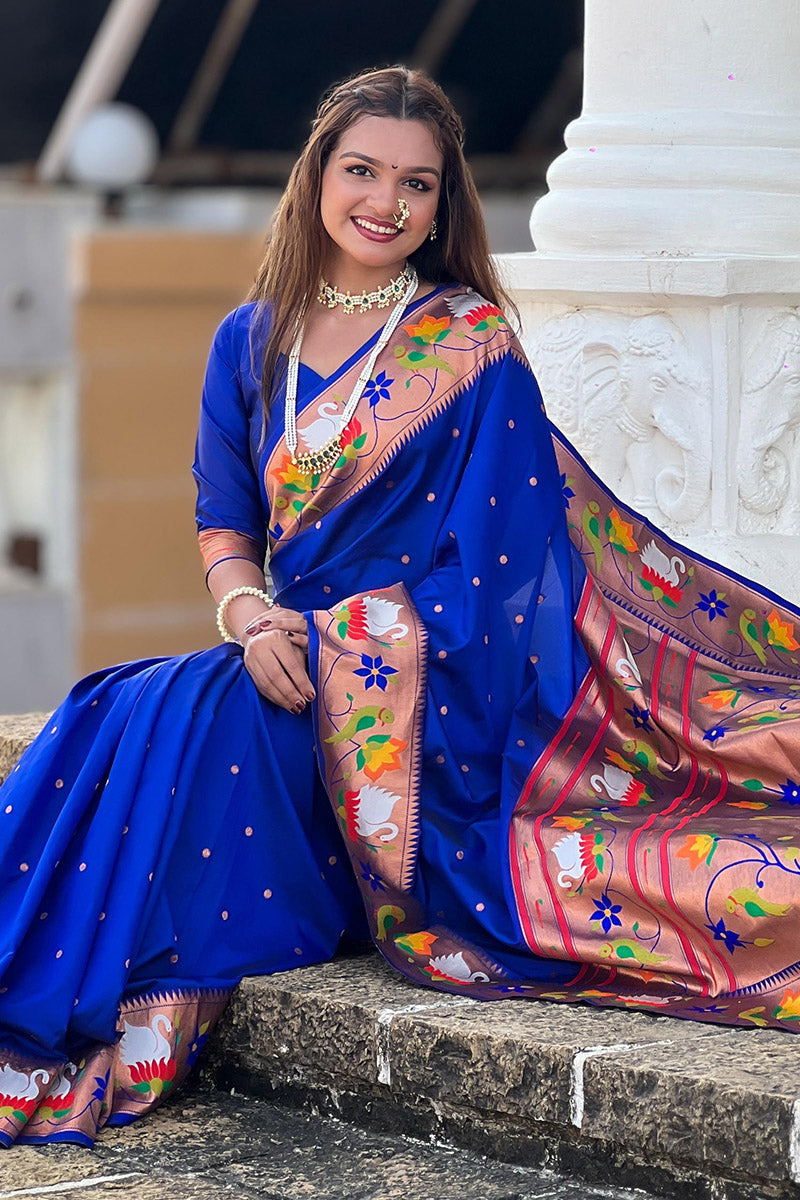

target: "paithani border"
[265,288,518,551]
[1,986,230,1147]
[312,583,427,896]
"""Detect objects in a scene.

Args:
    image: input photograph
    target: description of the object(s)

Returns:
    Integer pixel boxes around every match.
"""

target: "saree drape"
[2,284,799,1145]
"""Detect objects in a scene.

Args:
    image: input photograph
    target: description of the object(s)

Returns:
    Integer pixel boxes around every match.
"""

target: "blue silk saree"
[1,284,799,1146]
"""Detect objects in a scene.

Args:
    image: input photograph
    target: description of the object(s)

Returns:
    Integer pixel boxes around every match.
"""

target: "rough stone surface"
[209,957,800,1200]
[580,1027,800,1183]
[0,1085,666,1200]
[0,711,48,783]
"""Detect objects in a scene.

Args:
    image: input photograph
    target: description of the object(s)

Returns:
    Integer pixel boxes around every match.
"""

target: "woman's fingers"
[246,607,307,637]
[243,630,314,712]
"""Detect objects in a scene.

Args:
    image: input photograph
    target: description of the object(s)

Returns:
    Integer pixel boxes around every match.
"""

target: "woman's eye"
[405,179,431,192]
[346,165,373,177]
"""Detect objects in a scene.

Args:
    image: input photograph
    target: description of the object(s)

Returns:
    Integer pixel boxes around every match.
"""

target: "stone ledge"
[0,710,49,783]
[207,955,800,1200]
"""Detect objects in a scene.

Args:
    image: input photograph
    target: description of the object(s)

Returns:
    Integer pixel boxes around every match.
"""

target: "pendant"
[292,433,343,475]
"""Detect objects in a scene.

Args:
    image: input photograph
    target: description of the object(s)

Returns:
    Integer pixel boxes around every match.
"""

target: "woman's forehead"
[333,115,442,170]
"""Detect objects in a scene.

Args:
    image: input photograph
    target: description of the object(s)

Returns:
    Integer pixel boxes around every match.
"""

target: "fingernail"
[293,700,306,714]
[306,690,316,702]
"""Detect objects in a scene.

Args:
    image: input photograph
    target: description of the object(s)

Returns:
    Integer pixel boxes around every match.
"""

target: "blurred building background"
[0,0,582,713]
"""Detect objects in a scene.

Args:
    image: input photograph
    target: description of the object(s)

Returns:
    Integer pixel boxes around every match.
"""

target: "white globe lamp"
[66,103,159,190]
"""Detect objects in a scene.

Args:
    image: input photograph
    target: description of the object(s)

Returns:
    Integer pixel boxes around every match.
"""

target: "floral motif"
[353,654,398,691]
[764,608,799,652]
[780,779,800,804]
[336,417,367,466]
[606,508,638,554]
[395,930,437,955]
[463,303,507,332]
[699,688,741,712]
[356,734,408,781]
[589,892,623,934]
[676,832,719,871]
[705,917,745,953]
[774,990,800,1022]
[185,1022,211,1069]
[625,703,653,731]
[359,861,387,892]
[697,589,728,621]
[363,370,393,406]
[403,314,451,344]
[703,725,727,744]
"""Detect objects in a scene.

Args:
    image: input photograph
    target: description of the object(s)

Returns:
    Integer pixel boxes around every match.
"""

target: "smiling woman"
[2,64,800,1150]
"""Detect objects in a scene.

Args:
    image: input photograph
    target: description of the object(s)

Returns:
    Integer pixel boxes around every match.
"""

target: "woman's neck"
[321,257,407,296]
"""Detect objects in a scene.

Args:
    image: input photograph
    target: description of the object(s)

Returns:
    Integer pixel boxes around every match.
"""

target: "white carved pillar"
[500,0,800,602]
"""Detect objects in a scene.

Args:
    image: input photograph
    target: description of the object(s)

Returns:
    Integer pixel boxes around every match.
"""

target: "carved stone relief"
[738,308,800,535]
[527,308,712,529]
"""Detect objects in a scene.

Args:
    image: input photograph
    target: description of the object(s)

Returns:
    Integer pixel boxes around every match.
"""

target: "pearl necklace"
[317,264,414,315]
[285,266,418,475]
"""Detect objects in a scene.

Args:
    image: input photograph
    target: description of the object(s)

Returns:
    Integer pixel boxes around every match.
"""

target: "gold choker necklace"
[317,264,414,315]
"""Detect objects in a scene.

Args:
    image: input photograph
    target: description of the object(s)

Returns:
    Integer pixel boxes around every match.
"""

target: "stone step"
[1,1082,666,1200]
[205,954,800,1200]
[2,715,799,1200]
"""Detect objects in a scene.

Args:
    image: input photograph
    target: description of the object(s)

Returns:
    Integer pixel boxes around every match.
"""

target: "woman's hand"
[242,608,314,713]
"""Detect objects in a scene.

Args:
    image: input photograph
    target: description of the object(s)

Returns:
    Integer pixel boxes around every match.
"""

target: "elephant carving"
[530,311,711,527]
[738,309,800,533]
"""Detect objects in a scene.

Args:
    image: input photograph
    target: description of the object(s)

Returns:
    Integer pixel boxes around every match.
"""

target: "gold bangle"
[216,586,273,644]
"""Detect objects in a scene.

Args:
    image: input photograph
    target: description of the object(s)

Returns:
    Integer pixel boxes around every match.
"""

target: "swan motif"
[615,636,642,685]
[428,952,490,983]
[44,1063,79,1101]
[348,784,400,842]
[639,541,686,587]
[0,1064,50,1099]
[300,401,342,452]
[119,1013,173,1067]
[362,595,408,640]
[552,831,587,888]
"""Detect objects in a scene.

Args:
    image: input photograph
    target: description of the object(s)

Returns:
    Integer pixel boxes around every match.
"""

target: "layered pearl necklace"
[285,266,419,476]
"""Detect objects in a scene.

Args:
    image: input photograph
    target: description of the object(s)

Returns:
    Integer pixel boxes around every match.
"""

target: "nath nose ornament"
[393,197,410,230]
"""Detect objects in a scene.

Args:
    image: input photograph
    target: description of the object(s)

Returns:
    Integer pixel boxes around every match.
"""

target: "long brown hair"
[248,65,517,418]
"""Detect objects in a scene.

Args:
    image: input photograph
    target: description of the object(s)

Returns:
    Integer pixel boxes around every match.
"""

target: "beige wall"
[76,230,264,672]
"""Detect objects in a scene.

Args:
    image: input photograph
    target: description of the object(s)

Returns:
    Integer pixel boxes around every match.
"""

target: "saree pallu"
[2,287,799,1146]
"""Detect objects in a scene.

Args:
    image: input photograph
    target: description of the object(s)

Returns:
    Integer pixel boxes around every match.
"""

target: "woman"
[1,66,799,1148]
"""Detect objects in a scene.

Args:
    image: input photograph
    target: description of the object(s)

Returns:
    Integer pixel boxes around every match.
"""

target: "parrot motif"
[621,738,668,779]
[725,887,791,918]
[739,608,767,665]
[325,705,394,745]
[580,501,604,571]
[599,939,669,967]
[393,345,455,374]
[375,905,406,941]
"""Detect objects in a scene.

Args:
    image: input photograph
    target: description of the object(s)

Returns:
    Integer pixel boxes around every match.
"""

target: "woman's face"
[319,115,443,280]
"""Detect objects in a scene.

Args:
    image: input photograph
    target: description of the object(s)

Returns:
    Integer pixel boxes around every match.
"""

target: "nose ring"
[393,197,410,231]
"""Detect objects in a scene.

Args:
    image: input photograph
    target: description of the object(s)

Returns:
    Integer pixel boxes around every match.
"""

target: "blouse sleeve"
[193,309,268,582]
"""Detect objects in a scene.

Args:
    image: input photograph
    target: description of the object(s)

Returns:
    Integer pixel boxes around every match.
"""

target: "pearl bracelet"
[216,586,273,644]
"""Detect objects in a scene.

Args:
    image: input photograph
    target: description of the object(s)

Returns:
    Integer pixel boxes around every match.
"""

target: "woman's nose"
[367,179,400,217]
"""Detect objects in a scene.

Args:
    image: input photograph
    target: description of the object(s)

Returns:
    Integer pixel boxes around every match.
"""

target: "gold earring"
[393,197,410,230]
[429,218,438,241]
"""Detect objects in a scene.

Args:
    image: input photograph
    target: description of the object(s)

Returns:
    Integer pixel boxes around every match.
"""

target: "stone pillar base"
[500,253,800,606]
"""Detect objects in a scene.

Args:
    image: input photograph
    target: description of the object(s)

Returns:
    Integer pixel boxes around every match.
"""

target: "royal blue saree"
[2,284,799,1145]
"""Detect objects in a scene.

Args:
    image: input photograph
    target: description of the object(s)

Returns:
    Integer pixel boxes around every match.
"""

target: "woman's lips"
[351,216,400,243]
